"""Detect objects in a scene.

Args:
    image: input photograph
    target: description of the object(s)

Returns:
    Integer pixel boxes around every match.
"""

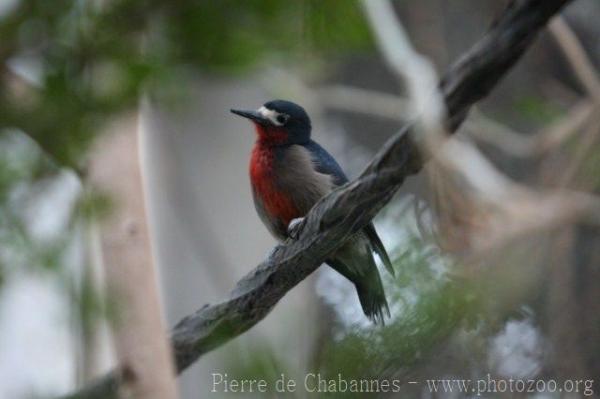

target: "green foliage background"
[0,0,372,291]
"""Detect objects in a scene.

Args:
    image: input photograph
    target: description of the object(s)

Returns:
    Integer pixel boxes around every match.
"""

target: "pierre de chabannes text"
[211,373,595,396]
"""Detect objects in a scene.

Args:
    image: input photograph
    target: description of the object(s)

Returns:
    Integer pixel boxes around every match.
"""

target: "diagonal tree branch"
[62,0,574,397]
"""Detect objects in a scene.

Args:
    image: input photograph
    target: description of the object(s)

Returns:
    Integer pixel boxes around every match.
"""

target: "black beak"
[230,109,270,125]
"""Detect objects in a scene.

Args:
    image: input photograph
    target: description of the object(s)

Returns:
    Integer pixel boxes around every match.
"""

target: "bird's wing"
[304,140,349,186]
[305,140,394,276]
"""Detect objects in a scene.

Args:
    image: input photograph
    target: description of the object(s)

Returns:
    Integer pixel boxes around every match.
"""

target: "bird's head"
[231,100,311,146]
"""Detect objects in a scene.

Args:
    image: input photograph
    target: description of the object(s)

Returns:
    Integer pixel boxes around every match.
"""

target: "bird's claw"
[287,217,305,239]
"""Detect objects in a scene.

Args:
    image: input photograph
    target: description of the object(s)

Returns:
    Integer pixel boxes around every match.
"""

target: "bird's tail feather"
[355,270,390,325]
[327,255,390,325]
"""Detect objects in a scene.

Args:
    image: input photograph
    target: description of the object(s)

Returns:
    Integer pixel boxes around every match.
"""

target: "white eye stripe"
[258,106,286,126]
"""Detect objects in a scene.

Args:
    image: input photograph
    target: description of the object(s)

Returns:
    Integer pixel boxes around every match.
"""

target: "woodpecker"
[231,100,394,324]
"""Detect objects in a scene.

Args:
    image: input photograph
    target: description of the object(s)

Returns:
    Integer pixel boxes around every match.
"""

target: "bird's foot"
[287,217,305,239]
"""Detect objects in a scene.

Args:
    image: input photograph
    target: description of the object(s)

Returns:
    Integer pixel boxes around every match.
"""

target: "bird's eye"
[276,114,289,124]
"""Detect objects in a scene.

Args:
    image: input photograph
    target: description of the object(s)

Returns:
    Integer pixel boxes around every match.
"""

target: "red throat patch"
[254,123,288,145]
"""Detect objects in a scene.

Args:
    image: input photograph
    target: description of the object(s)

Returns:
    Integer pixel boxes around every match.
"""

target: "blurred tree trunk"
[571,225,600,378]
[88,115,178,399]
[74,223,116,384]
[544,227,600,384]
